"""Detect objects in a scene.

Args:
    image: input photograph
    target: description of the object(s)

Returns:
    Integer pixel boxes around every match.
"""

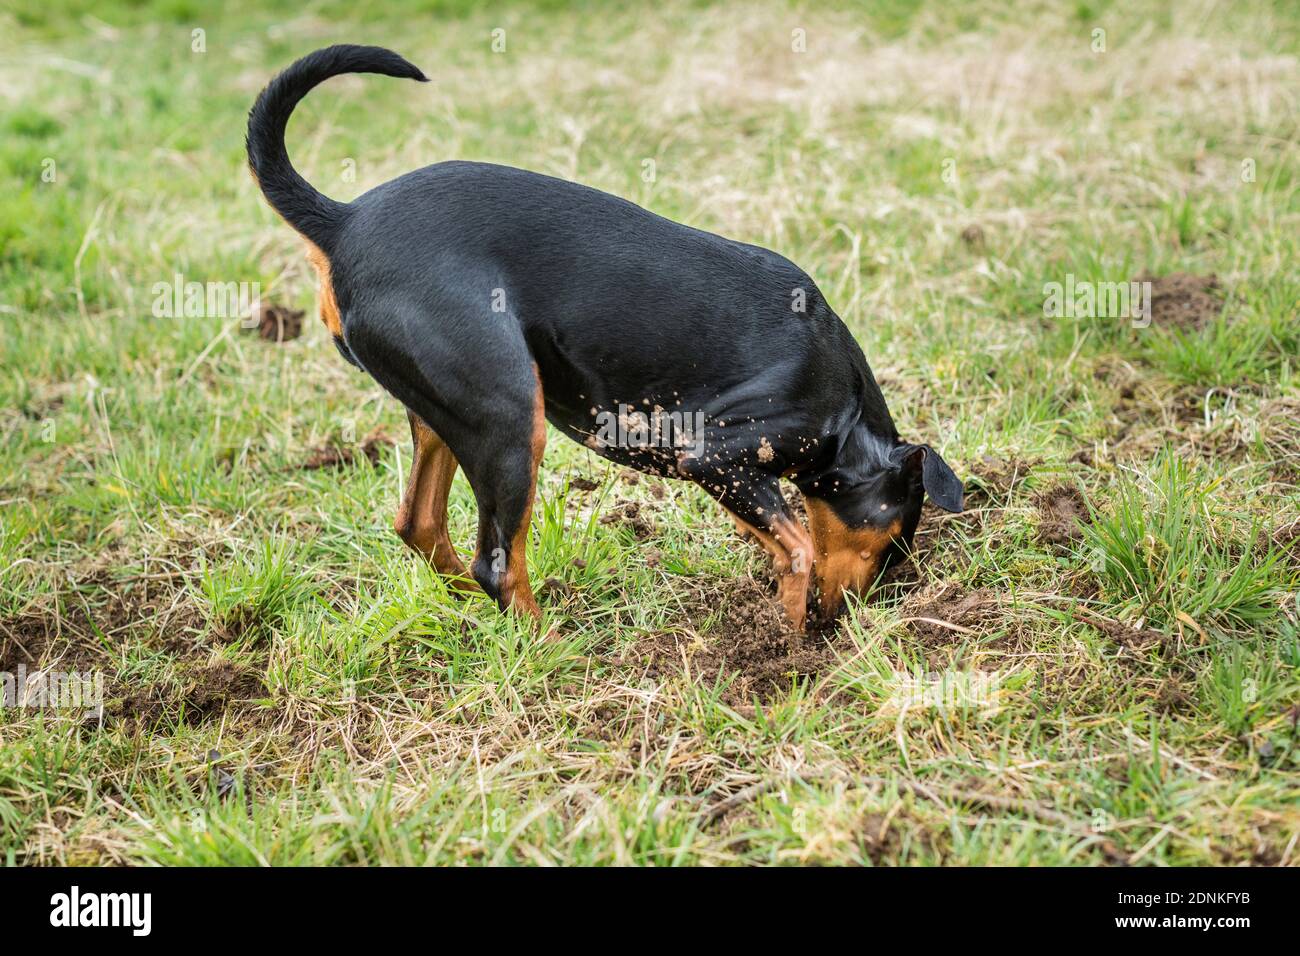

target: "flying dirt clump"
[600,499,656,539]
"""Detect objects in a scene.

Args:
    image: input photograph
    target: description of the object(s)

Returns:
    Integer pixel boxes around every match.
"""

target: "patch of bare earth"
[0,580,273,729]
[299,428,395,470]
[898,586,1017,671]
[116,660,269,726]
[1034,484,1092,549]
[1135,272,1224,331]
[617,576,838,704]
[965,455,1040,506]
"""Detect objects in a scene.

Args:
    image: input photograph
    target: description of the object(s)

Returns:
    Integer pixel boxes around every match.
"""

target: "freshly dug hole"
[621,576,839,703]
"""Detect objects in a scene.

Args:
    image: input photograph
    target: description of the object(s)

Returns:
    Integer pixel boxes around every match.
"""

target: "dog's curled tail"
[246,45,427,253]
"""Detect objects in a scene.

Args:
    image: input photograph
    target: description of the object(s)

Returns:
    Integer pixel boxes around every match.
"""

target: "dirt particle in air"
[959,224,985,249]
[568,475,600,492]
[600,499,655,540]
[783,488,807,523]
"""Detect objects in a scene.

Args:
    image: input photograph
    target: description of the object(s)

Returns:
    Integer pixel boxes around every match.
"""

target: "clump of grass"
[1145,315,1273,388]
[1084,451,1282,632]
[198,538,316,645]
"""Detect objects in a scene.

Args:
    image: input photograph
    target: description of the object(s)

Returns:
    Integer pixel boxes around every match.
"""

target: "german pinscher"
[246,45,963,631]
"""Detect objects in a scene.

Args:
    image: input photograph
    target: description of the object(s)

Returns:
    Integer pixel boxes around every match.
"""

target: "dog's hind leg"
[462,367,547,619]
[393,409,478,592]
[343,294,548,622]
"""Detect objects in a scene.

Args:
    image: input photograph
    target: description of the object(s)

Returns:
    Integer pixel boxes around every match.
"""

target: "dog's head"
[804,442,962,619]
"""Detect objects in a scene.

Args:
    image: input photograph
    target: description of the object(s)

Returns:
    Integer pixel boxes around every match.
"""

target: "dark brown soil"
[568,475,600,492]
[1153,677,1193,715]
[300,428,395,470]
[184,661,268,714]
[1079,613,1170,655]
[1135,272,1223,331]
[250,301,305,342]
[2,578,272,728]
[113,661,269,726]
[0,611,105,675]
[618,576,837,703]
[0,575,203,674]
[1034,484,1091,548]
[959,224,985,249]
[965,456,1039,506]
[902,586,1001,645]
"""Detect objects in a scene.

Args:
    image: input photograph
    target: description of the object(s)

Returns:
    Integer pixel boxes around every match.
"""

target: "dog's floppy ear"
[897,443,964,513]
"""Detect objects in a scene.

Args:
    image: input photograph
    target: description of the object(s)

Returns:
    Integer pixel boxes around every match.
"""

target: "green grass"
[1,0,1298,866]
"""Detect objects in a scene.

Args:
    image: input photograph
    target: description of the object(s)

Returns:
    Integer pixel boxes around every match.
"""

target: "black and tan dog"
[246,45,963,631]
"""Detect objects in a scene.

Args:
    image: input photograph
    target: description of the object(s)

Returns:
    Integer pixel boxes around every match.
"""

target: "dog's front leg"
[682,459,812,630]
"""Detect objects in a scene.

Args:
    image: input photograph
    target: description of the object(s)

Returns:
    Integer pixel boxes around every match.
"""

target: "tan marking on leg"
[805,497,902,619]
[304,241,343,337]
[394,413,479,594]
[499,365,547,620]
[726,509,814,631]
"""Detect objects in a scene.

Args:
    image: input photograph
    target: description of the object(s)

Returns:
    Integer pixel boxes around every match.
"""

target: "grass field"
[1,0,1298,866]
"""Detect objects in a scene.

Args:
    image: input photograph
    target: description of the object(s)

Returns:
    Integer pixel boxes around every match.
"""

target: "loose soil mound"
[300,428,395,470]
[250,301,305,342]
[1034,484,1091,547]
[620,576,838,704]
[1136,272,1223,331]
[902,586,1002,645]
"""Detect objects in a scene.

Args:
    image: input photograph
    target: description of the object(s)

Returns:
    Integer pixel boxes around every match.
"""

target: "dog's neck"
[795,411,899,500]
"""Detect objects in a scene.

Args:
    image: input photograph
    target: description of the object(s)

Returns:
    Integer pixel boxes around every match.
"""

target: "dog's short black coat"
[247,45,963,627]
